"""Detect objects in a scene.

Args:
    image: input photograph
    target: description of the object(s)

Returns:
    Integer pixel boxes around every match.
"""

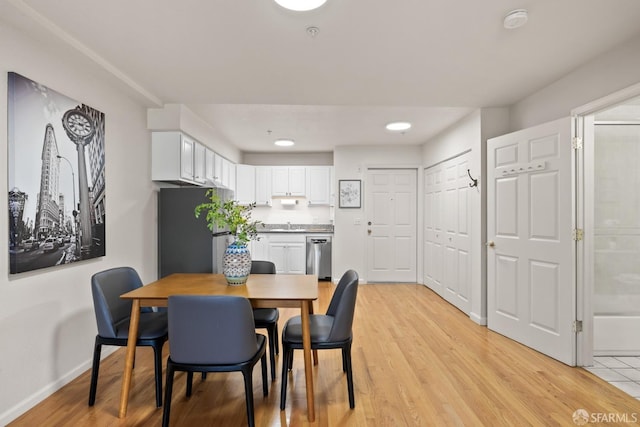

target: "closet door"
[424,152,471,315]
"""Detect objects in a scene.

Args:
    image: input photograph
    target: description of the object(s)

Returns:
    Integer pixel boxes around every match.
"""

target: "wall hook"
[467,169,478,188]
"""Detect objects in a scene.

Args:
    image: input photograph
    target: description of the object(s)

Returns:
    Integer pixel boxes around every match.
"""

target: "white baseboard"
[470,312,487,326]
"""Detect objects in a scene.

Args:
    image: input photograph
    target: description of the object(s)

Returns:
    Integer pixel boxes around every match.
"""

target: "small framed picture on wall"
[339,180,361,208]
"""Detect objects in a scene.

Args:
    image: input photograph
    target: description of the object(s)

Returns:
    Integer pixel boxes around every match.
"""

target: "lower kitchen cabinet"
[269,240,305,274]
[250,233,270,261]
[249,233,307,274]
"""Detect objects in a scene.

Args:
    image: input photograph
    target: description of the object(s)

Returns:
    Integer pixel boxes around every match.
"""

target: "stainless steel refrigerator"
[157,187,233,278]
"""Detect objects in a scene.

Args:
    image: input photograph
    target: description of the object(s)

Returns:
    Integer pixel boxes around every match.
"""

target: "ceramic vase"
[223,241,251,285]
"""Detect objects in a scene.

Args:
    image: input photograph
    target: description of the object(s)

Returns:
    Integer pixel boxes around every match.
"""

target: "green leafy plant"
[194,189,261,245]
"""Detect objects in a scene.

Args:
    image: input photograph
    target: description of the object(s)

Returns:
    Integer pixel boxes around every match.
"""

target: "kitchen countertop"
[257,223,334,234]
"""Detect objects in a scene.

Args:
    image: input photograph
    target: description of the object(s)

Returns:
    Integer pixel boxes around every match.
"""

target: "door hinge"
[573,228,584,241]
[572,137,583,149]
[573,320,583,333]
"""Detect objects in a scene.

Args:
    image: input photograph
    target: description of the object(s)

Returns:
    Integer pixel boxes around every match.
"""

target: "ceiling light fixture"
[503,9,528,29]
[275,139,295,147]
[386,121,412,132]
[274,0,327,12]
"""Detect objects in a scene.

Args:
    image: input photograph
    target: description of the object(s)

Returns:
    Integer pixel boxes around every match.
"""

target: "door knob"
[368,221,372,226]
[486,241,495,248]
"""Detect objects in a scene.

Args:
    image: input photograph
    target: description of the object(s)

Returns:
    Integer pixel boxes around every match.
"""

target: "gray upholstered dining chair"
[89,266,168,407]
[162,295,268,427]
[250,260,279,381]
[280,269,359,410]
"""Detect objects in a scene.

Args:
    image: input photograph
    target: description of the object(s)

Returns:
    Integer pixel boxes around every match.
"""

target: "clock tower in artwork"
[62,108,95,258]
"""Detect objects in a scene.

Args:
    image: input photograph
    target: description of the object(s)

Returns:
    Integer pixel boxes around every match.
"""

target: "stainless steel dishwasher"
[306,235,332,280]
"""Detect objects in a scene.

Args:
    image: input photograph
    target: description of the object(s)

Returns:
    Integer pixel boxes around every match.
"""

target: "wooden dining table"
[118,273,319,421]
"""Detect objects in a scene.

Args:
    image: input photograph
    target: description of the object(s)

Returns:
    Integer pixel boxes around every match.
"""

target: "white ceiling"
[3,0,640,152]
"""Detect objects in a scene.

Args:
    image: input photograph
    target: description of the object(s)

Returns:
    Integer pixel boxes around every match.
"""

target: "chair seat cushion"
[282,314,334,344]
[253,308,279,325]
[113,311,168,339]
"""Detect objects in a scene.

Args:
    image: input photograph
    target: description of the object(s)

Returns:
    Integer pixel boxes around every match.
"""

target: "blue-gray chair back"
[326,269,359,342]
[168,295,259,365]
[89,266,167,408]
[250,260,276,274]
[91,266,147,339]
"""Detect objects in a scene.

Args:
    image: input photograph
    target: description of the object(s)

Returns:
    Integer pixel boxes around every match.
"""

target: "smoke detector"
[503,9,528,29]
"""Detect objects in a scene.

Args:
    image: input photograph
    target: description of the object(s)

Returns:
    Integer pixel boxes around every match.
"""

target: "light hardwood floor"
[9,283,640,426]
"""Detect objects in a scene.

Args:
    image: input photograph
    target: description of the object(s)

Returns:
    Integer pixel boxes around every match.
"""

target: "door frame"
[572,81,640,366]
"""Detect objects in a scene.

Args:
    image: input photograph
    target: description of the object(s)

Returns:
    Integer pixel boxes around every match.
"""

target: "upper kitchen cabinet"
[193,142,206,185]
[235,164,256,205]
[152,131,206,185]
[205,148,215,184]
[306,166,333,205]
[255,166,272,206]
[272,166,306,197]
[207,152,235,190]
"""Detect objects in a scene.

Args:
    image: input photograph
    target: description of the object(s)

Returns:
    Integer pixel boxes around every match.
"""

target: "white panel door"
[487,117,575,365]
[443,155,471,313]
[424,166,444,295]
[366,169,417,282]
[424,153,471,314]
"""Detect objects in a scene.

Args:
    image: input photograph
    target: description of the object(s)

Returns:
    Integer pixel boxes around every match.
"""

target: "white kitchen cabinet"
[306,166,332,205]
[193,142,206,185]
[205,148,215,184]
[213,153,223,187]
[235,164,256,205]
[255,166,272,206]
[267,234,306,274]
[221,157,230,188]
[250,234,270,261]
[228,163,236,194]
[152,131,201,184]
[272,166,306,197]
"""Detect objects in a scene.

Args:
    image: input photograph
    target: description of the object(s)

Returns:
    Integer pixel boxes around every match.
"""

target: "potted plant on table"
[194,189,261,285]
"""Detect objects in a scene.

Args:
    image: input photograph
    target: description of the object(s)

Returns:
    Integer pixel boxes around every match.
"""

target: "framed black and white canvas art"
[339,180,361,208]
[8,72,106,274]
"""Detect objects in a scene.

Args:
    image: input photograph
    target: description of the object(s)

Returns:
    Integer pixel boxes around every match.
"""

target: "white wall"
[243,152,333,166]
[333,145,423,283]
[252,202,332,225]
[0,24,157,424]
[147,104,242,163]
[510,33,640,130]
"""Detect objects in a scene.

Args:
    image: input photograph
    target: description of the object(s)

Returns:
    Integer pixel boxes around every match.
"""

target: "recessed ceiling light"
[275,139,295,147]
[386,121,412,131]
[503,9,528,29]
[274,0,327,12]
